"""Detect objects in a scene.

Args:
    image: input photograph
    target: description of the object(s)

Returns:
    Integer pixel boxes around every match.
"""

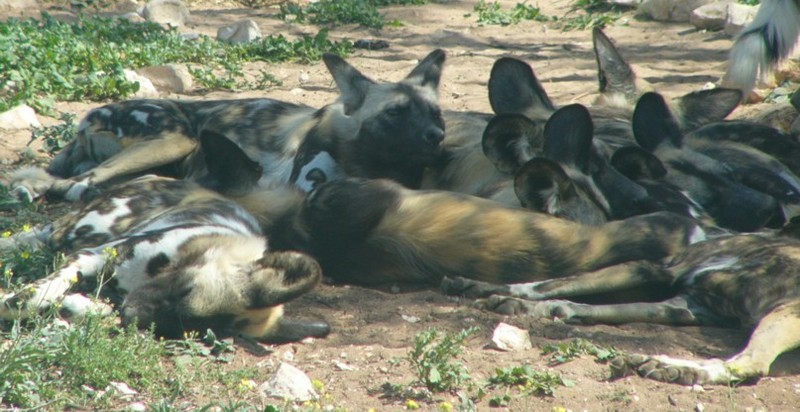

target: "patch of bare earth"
[2,0,800,410]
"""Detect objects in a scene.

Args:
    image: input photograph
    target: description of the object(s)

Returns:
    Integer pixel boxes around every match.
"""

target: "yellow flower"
[22,224,31,232]
[312,378,325,392]
[405,400,420,410]
[2,231,11,238]
[439,401,454,412]
[20,251,30,259]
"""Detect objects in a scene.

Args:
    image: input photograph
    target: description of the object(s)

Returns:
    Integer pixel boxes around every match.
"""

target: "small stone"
[724,3,757,36]
[695,403,705,412]
[136,64,193,93]
[489,322,532,352]
[690,2,729,31]
[217,19,262,44]
[401,314,421,323]
[0,105,41,130]
[668,394,678,406]
[690,384,705,393]
[640,0,717,22]
[124,69,159,98]
[142,0,190,28]
[125,402,147,412]
[259,363,318,402]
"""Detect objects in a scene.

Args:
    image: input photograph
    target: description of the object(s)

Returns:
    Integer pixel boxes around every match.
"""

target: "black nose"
[424,127,445,146]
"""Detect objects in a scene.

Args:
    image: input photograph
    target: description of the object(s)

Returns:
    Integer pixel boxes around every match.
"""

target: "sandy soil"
[2,0,800,410]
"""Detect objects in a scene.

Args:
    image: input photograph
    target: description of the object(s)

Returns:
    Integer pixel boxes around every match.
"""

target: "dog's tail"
[722,0,800,97]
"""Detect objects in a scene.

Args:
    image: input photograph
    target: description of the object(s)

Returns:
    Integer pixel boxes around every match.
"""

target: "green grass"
[278,0,427,29]
[0,14,352,116]
[487,364,574,397]
[541,338,621,365]
[407,327,478,393]
[470,1,551,26]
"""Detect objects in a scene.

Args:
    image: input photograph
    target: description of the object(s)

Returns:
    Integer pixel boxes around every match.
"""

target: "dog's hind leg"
[612,300,800,385]
[442,260,671,300]
[474,295,705,326]
[50,133,198,201]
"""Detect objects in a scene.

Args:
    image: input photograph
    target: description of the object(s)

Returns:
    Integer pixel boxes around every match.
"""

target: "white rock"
[640,0,717,22]
[217,19,262,44]
[0,105,41,130]
[125,402,147,412]
[142,0,190,28]
[724,3,758,36]
[690,2,730,31]
[0,0,38,10]
[107,381,138,398]
[490,322,532,352]
[124,69,159,98]
[120,12,146,23]
[259,363,318,401]
[136,64,193,93]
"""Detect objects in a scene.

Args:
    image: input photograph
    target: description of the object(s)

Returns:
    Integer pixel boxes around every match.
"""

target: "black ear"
[514,157,577,211]
[488,57,555,116]
[542,104,594,173]
[593,27,637,104]
[323,53,376,115]
[482,114,543,174]
[200,130,263,194]
[632,92,684,151]
[675,88,742,131]
[610,146,668,180]
[402,49,446,92]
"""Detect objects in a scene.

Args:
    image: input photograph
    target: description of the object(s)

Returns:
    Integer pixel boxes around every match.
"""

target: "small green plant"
[556,0,627,31]
[1,14,350,114]
[487,365,574,397]
[279,0,427,29]
[408,327,478,393]
[541,338,621,365]
[471,1,550,26]
[30,112,78,157]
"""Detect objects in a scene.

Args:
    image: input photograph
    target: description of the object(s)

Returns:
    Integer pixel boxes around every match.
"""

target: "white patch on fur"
[688,226,707,245]
[294,151,346,193]
[684,255,738,285]
[130,110,150,125]
[70,197,133,239]
[116,127,124,138]
[64,181,90,202]
[509,282,547,300]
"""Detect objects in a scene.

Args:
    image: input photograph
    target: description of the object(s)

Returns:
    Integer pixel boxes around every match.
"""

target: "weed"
[556,0,628,31]
[279,0,427,29]
[408,327,478,393]
[0,14,350,114]
[470,1,551,26]
[487,365,574,397]
[541,338,621,365]
[30,112,78,157]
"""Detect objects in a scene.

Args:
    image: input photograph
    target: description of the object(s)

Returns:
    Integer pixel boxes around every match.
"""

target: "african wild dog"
[721,0,800,98]
[281,177,705,286]
[441,231,800,386]
[0,133,329,342]
[10,49,446,202]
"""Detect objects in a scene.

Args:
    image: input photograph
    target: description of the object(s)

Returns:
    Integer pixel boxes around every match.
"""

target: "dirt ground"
[3,0,800,410]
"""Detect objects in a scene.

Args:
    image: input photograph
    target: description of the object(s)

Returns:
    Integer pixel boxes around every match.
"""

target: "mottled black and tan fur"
[10,50,446,201]
[285,177,704,286]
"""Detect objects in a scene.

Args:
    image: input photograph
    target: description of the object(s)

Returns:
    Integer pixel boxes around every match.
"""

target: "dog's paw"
[6,167,57,202]
[609,354,733,385]
[440,276,509,299]
[473,296,577,319]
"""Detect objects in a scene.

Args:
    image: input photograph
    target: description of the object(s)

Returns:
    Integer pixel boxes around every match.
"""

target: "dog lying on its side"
[441,232,800,385]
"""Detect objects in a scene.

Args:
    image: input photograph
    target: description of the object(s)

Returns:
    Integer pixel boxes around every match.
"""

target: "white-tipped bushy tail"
[722,0,800,96]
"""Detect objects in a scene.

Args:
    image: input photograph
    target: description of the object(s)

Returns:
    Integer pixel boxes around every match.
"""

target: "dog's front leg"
[0,246,114,320]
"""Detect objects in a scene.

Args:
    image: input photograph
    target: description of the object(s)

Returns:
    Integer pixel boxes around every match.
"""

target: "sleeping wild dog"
[0,144,329,342]
[11,49,446,202]
[442,231,800,386]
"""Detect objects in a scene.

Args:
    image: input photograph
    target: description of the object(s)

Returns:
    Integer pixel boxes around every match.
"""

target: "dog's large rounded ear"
[200,129,263,194]
[543,104,594,173]
[489,57,555,117]
[593,27,637,104]
[514,157,576,211]
[633,92,684,151]
[250,251,323,307]
[675,88,742,131]
[610,146,668,181]
[482,114,543,174]
[323,53,376,114]
[402,49,446,92]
